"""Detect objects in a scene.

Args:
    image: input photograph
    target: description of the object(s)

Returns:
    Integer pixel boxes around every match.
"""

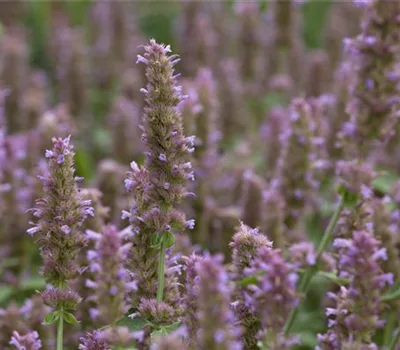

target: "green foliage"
[151,322,181,337]
[63,310,80,325]
[43,310,60,325]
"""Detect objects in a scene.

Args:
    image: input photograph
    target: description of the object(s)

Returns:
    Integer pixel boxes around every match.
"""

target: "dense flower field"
[1,1,400,349]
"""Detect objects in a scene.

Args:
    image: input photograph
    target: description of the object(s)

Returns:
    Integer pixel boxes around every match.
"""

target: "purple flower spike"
[124,39,193,314]
[244,246,299,348]
[184,254,242,350]
[27,136,93,286]
[340,0,400,157]
[86,224,135,326]
[318,230,393,348]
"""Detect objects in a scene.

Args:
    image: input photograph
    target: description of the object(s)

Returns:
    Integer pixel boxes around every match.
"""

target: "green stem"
[284,196,345,335]
[56,280,65,350]
[384,312,396,346]
[156,239,167,303]
[388,326,400,350]
[56,305,64,350]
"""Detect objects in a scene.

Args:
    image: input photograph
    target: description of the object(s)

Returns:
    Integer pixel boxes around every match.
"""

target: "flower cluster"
[125,39,194,310]
[244,246,299,349]
[274,98,316,234]
[230,224,272,349]
[85,225,137,326]
[341,0,400,157]
[187,254,242,350]
[27,136,93,286]
[318,230,393,348]
[9,331,42,350]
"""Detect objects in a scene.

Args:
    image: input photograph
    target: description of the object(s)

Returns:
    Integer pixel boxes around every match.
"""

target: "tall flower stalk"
[125,39,194,313]
[340,0,400,158]
[27,136,93,350]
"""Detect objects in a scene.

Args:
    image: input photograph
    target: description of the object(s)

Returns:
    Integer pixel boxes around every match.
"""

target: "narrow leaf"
[43,311,60,325]
[63,311,80,324]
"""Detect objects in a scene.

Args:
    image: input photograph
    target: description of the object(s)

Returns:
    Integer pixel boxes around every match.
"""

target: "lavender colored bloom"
[266,0,305,91]
[9,331,42,350]
[340,0,400,157]
[0,303,27,349]
[41,287,81,311]
[260,185,286,249]
[244,246,299,348]
[229,224,272,349]
[94,327,140,348]
[125,40,193,312]
[230,223,272,278]
[335,159,375,195]
[181,70,218,248]
[192,68,219,176]
[137,298,176,327]
[368,196,400,280]
[179,80,202,139]
[108,94,142,164]
[289,242,317,268]
[85,224,135,326]
[79,331,110,350]
[318,230,393,348]
[50,23,88,118]
[19,296,52,349]
[274,98,316,236]
[80,188,110,232]
[0,26,29,132]
[240,170,266,229]
[234,1,263,82]
[218,58,247,144]
[27,136,93,287]
[20,70,49,131]
[191,254,242,350]
[181,253,203,345]
[96,159,127,225]
[177,1,219,76]
[261,106,289,178]
[90,0,137,91]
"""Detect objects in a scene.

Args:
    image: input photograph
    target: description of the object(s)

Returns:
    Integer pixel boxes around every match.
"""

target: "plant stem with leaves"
[284,194,345,334]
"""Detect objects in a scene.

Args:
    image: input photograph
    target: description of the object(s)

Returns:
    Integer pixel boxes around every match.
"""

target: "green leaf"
[43,311,60,325]
[262,92,286,111]
[162,231,176,249]
[382,281,400,302]
[316,271,349,285]
[117,315,152,331]
[257,340,266,350]
[63,311,80,324]
[372,170,398,194]
[75,147,95,181]
[0,285,13,304]
[20,277,46,291]
[150,233,163,249]
[337,184,359,209]
[151,322,181,336]
[237,274,259,287]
